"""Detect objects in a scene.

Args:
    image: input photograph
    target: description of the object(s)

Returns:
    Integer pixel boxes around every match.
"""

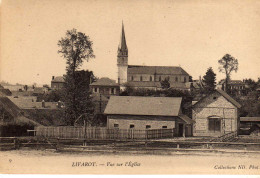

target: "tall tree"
[58,29,95,125]
[202,67,216,92]
[218,54,238,92]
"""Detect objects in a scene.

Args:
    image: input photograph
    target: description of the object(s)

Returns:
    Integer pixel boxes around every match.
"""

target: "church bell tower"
[117,22,128,85]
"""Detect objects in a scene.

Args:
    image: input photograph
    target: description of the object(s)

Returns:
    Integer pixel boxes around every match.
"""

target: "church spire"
[118,22,128,54]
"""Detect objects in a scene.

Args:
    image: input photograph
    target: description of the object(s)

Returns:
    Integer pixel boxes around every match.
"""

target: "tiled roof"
[128,65,189,75]
[90,77,119,87]
[7,96,58,109]
[240,117,260,122]
[104,96,182,116]
[52,76,65,83]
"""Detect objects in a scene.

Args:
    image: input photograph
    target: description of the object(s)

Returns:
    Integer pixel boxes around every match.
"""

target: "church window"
[150,76,153,81]
[140,76,143,81]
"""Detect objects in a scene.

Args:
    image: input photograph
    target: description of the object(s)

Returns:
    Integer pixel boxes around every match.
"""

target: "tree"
[243,78,257,91]
[58,29,95,125]
[218,54,238,92]
[202,67,216,92]
[160,77,170,89]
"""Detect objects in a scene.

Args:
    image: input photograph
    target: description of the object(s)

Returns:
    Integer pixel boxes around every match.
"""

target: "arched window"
[150,76,152,81]
[140,76,143,81]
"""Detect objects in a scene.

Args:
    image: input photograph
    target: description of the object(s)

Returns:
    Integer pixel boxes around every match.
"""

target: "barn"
[192,89,241,137]
[104,96,194,137]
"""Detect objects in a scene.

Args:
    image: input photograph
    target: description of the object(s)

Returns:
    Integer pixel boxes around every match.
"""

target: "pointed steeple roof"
[119,22,127,51]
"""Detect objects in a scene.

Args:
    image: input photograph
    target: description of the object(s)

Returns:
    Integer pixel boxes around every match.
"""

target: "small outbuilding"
[192,89,241,137]
[104,96,194,137]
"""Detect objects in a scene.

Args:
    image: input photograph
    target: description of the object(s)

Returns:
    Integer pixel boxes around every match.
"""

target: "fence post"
[13,138,17,149]
[36,137,39,150]
[56,137,59,151]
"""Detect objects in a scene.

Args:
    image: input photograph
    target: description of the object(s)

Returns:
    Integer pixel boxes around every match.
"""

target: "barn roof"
[128,65,189,75]
[0,97,42,126]
[104,96,182,116]
[192,89,241,109]
[216,89,241,108]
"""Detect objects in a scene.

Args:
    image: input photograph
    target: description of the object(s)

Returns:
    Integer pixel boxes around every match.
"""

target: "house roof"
[52,76,65,83]
[218,79,245,85]
[0,97,42,126]
[128,65,189,76]
[240,117,260,122]
[7,96,58,109]
[104,96,182,116]
[192,89,241,109]
[90,77,119,87]
[216,89,241,108]
[0,97,21,118]
[179,114,195,124]
[91,93,109,102]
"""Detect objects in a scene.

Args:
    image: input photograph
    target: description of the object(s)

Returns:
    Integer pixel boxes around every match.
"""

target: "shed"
[192,89,241,137]
[104,96,194,137]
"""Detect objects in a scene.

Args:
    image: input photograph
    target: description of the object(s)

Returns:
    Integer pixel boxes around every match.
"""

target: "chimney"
[52,76,55,80]
[42,100,45,108]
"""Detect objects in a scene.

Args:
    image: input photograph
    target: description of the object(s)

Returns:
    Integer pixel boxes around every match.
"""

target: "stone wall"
[107,115,185,130]
[192,92,239,137]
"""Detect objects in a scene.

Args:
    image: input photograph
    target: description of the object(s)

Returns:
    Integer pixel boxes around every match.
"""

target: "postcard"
[0,0,260,175]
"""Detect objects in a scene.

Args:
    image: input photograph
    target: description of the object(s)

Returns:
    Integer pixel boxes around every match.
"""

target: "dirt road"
[1,148,260,174]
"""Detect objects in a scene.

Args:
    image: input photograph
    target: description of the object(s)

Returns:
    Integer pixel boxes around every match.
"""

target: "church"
[117,24,190,91]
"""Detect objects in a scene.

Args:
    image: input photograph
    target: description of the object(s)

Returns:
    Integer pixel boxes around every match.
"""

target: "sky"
[1,0,260,86]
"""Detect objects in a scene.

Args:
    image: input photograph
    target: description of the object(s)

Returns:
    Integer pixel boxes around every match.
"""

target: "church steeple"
[117,22,128,85]
[118,22,128,56]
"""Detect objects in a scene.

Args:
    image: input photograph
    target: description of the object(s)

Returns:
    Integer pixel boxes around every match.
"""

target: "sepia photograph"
[0,0,260,175]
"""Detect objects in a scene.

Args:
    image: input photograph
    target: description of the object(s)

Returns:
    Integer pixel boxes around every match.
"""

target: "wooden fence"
[35,126,175,140]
